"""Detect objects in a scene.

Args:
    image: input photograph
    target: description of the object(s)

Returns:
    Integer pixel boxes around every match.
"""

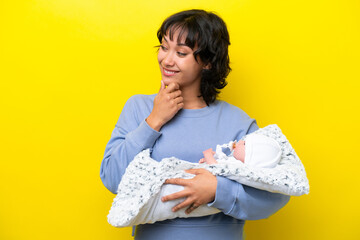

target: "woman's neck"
[181,87,207,109]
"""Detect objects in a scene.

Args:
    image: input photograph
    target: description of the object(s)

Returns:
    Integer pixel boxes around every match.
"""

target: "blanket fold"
[107,124,309,227]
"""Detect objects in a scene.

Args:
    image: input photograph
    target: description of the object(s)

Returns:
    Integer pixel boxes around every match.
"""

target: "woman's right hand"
[146,81,184,131]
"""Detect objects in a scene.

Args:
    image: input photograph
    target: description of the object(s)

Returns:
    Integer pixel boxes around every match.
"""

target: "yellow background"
[1,0,359,239]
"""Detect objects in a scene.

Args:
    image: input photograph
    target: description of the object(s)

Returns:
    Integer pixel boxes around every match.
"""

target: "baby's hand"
[199,148,217,164]
[203,148,215,158]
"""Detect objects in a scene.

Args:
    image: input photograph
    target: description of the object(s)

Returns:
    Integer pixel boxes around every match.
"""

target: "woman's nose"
[163,52,175,66]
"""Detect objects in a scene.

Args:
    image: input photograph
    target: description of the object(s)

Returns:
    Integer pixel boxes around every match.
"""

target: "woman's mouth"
[163,68,178,76]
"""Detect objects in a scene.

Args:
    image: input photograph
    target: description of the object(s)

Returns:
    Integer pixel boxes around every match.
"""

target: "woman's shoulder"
[127,93,156,104]
[124,94,156,108]
[214,99,252,119]
[116,94,156,126]
[214,99,258,135]
[119,94,156,117]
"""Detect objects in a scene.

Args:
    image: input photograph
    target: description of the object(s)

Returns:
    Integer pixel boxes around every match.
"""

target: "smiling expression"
[157,30,207,89]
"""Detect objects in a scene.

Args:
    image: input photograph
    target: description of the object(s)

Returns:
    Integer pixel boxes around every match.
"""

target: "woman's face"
[157,29,206,89]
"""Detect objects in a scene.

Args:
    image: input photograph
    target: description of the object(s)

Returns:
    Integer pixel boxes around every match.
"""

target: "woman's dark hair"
[157,9,231,105]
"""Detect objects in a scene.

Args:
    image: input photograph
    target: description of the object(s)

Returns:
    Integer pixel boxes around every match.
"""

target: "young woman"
[100,9,290,240]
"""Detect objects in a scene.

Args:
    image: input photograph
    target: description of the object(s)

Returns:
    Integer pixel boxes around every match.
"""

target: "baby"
[108,133,287,227]
[200,134,282,168]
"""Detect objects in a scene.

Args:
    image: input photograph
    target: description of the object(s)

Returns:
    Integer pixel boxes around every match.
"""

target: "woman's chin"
[162,78,178,86]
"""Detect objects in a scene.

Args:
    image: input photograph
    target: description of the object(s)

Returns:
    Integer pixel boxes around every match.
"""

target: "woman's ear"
[203,63,211,70]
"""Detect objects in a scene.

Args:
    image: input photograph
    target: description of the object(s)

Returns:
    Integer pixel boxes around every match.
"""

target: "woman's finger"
[164,178,189,186]
[161,189,189,202]
[170,89,182,99]
[185,203,201,214]
[185,168,206,175]
[159,80,165,92]
[165,82,180,93]
[171,198,194,212]
[177,103,184,110]
[173,96,183,104]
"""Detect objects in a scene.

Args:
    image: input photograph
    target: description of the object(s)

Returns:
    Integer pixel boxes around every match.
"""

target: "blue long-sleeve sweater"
[100,94,290,240]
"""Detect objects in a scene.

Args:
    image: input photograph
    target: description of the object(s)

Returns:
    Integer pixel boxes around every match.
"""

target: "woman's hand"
[146,81,184,131]
[161,168,217,214]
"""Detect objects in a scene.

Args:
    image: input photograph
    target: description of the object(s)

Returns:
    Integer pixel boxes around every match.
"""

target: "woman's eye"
[177,52,187,57]
[160,45,168,51]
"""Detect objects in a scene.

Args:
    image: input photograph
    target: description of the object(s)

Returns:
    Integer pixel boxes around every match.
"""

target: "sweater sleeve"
[207,121,290,220]
[100,96,162,194]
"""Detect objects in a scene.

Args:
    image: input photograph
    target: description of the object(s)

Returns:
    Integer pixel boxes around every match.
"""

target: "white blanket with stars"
[107,125,309,227]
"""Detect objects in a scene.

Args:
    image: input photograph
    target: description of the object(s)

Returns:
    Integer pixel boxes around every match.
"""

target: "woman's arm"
[208,176,290,220]
[100,82,184,194]
[163,165,290,219]
[100,95,162,194]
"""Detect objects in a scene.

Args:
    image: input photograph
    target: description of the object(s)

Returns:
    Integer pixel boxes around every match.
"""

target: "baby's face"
[233,140,246,163]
